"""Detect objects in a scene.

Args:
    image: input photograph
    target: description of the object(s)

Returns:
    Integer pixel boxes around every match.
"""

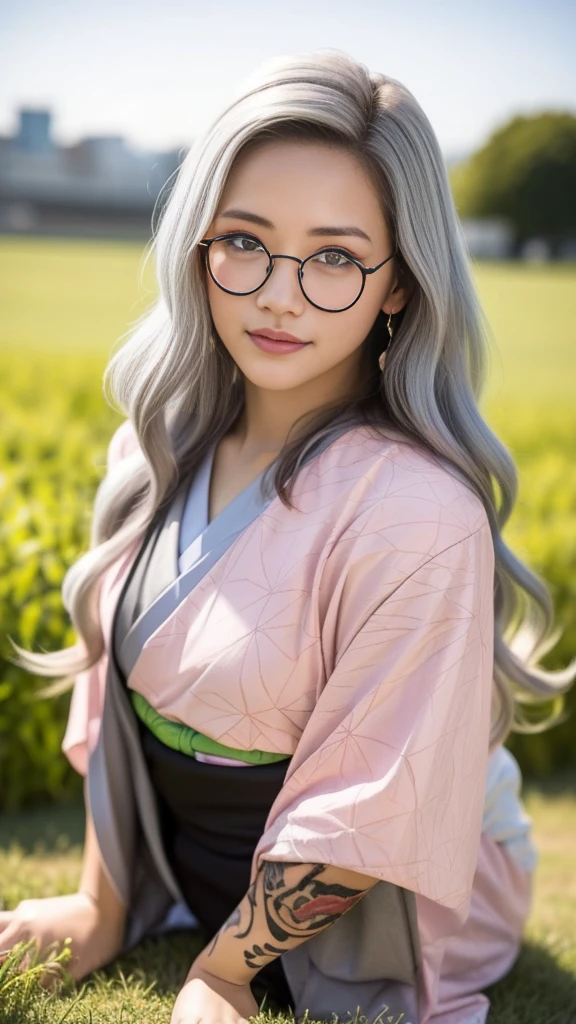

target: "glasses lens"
[300,251,364,310]
[208,236,270,294]
[206,237,364,309]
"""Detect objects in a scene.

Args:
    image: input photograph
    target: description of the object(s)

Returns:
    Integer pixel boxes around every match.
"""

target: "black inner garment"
[139,722,294,1009]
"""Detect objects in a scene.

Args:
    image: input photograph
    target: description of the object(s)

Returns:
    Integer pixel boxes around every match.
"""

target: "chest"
[127,505,334,752]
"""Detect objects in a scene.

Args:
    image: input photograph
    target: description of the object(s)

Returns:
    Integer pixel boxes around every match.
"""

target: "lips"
[250,329,309,344]
[247,331,310,354]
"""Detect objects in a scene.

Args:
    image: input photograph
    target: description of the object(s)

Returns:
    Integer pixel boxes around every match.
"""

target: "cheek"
[321,303,380,360]
[205,278,244,337]
[205,275,224,320]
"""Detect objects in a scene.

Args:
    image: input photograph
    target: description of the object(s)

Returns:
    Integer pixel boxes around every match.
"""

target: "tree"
[450,112,576,249]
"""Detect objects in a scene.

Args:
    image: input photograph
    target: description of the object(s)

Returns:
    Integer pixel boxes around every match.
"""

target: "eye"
[312,250,355,268]
[223,234,265,253]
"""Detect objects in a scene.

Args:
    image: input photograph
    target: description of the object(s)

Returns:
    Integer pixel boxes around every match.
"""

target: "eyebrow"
[217,208,372,243]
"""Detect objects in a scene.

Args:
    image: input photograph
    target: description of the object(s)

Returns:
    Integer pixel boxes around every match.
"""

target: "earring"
[378,310,394,372]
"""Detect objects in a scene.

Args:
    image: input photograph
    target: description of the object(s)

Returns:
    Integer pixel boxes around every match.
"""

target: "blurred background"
[0,1,575,1018]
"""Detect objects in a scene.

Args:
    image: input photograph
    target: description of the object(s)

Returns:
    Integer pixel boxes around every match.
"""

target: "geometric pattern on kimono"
[63,419,535,1024]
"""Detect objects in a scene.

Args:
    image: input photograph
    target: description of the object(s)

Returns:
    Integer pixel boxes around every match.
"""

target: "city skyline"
[1,0,575,160]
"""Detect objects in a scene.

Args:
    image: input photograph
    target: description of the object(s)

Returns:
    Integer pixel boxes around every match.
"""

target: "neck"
[232,350,365,455]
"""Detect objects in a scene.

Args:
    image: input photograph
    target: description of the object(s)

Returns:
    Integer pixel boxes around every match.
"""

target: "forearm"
[78,799,127,936]
[195,859,378,984]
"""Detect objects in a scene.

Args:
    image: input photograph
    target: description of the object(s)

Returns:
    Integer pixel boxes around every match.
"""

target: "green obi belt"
[130,690,291,765]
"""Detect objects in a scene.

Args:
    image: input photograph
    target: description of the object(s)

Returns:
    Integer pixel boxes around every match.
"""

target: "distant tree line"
[450,111,576,255]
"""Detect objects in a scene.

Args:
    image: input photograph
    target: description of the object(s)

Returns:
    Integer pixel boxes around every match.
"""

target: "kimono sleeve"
[251,519,495,916]
[61,420,137,776]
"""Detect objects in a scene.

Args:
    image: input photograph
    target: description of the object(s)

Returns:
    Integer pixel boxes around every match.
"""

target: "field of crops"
[1,237,575,808]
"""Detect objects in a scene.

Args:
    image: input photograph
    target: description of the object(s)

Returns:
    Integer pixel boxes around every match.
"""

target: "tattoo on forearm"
[205,904,241,956]
[209,862,368,972]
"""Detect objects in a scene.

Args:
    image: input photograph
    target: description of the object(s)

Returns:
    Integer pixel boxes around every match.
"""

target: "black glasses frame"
[198,232,398,313]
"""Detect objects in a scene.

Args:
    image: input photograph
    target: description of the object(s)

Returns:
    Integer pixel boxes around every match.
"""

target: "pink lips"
[248,331,310,354]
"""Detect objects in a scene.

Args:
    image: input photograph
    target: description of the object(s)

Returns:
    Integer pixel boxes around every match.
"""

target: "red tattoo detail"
[292,893,362,920]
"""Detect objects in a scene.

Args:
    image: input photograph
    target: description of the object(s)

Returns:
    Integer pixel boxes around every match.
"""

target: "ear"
[380,262,414,316]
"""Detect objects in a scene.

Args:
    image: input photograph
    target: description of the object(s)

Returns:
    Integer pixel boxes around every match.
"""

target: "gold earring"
[378,310,394,372]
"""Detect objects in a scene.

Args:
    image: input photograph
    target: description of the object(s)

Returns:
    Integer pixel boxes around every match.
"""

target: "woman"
[5,50,575,1024]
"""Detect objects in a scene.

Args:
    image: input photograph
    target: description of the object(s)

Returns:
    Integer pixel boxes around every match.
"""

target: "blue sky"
[1,0,575,160]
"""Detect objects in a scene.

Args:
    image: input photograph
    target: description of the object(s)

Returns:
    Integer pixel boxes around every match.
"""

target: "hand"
[170,959,259,1024]
[0,892,124,985]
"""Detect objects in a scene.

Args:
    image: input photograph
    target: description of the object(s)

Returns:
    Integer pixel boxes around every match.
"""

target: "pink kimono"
[62,418,536,1024]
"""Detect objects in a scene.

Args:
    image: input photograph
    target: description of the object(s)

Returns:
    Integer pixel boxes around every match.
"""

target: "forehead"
[216,140,386,234]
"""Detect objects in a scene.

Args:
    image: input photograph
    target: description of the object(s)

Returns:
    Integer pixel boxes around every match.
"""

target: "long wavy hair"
[10,49,576,749]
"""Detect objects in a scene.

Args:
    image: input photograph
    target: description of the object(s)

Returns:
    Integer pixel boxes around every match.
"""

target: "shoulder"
[305,424,491,561]
[106,419,140,471]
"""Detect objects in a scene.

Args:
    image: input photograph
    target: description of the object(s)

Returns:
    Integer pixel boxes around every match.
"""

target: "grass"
[0,776,575,1023]
[1,239,574,475]
[1,235,574,442]
[0,235,157,355]
[1,240,575,1019]
[475,259,576,413]
[1,238,575,398]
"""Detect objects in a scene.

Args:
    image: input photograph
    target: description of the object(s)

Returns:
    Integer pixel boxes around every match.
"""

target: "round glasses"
[198,232,398,313]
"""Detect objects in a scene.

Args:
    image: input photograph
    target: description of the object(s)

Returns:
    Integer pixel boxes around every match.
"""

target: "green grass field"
[1,237,575,391]
[0,777,575,1023]
[1,237,575,459]
[1,236,575,437]
[0,237,575,1020]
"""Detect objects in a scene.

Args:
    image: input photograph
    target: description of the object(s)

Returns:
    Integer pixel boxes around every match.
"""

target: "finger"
[0,926,21,956]
[0,911,15,927]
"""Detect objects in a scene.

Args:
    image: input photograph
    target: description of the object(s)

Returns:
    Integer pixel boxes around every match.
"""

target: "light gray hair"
[11,49,576,749]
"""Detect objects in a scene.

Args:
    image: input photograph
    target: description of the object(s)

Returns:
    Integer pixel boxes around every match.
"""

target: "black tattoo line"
[244,862,367,970]
[204,861,369,974]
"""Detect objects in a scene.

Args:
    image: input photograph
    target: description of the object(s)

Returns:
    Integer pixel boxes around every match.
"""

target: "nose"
[254,255,306,317]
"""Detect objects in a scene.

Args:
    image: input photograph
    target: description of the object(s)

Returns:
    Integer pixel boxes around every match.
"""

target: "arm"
[173,524,493,1020]
[78,799,127,945]
[193,859,378,984]
[191,526,493,986]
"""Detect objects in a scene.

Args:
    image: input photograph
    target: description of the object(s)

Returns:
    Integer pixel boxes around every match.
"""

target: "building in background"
[17,110,55,154]
[459,217,514,260]
[0,107,183,239]
[0,107,513,257]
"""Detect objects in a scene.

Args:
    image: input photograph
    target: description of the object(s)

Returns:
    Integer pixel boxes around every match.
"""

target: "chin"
[238,361,311,391]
